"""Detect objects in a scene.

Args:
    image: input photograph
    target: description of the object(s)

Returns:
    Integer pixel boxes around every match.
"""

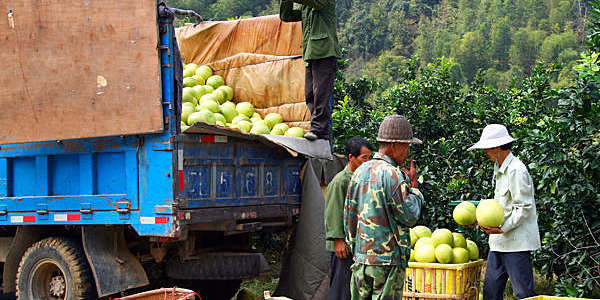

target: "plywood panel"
[0,0,164,144]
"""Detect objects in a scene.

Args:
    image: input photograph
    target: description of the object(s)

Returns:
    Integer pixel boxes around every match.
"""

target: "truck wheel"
[16,237,95,300]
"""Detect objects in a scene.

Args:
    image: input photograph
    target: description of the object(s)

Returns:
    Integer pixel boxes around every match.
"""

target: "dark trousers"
[327,253,353,300]
[484,251,536,300]
[305,57,337,138]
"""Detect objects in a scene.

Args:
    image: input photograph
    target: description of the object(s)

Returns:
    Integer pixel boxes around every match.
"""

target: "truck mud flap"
[165,252,267,280]
[82,226,149,297]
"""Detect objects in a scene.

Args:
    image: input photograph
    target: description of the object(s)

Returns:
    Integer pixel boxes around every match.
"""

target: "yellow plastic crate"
[524,296,594,300]
[404,259,485,300]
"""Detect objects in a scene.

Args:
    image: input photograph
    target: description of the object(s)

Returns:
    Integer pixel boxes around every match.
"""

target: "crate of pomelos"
[404,225,484,300]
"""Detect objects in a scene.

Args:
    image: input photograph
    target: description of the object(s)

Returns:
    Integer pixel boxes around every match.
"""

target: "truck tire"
[16,237,95,300]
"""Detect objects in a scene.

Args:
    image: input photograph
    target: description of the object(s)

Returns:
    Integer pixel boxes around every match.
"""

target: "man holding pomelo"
[468,124,541,300]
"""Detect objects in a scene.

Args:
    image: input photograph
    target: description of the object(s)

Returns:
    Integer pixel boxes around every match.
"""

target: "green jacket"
[279,0,341,61]
[324,166,353,252]
[344,153,424,266]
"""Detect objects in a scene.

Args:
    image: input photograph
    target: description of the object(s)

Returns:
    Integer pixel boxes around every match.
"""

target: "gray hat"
[376,115,422,144]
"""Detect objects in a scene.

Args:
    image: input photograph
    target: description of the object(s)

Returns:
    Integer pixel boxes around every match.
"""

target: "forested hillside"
[167,0,589,88]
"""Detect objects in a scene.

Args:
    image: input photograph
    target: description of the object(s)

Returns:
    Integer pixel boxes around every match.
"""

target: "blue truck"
[0,2,312,299]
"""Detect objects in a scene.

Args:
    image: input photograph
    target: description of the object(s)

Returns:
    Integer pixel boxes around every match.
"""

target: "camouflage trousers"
[350,263,405,300]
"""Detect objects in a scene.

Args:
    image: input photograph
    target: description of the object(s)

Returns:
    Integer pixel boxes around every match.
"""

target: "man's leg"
[327,253,353,300]
[350,263,373,300]
[305,61,315,119]
[368,265,405,300]
[504,251,536,299]
[483,251,509,300]
[309,56,336,138]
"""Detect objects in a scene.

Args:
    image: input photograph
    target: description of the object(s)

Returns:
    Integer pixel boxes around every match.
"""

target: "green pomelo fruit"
[466,239,479,261]
[192,85,209,99]
[451,247,470,264]
[183,77,199,88]
[431,229,454,247]
[213,113,226,125]
[198,100,220,113]
[181,105,195,125]
[195,65,213,81]
[232,115,250,125]
[215,120,225,127]
[434,244,454,264]
[453,202,477,226]
[199,93,219,105]
[453,233,467,249]
[250,122,270,134]
[264,113,283,129]
[409,249,415,262]
[202,85,215,94]
[182,88,197,105]
[273,123,289,133]
[284,127,305,137]
[237,120,252,133]
[476,200,505,227]
[212,89,227,104]
[206,75,225,89]
[270,128,284,135]
[236,102,255,117]
[181,125,190,131]
[413,226,432,239]
[415,244,436,263]
[410,228,418,248]
[251,112,261,120]
[217,85,234,101]
[414,237,433,251]
[187,110,216,125]
[183,67,195,78]
[220,102,238,123]
[191,74,206,85]
[252,120,269,128]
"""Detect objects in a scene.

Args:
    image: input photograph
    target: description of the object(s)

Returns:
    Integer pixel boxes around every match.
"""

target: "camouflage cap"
[376,115,422,144]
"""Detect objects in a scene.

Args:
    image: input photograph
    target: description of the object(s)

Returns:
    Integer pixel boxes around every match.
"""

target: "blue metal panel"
[180,135,303,208]
[96,152,126,195]
[49,155,80,195]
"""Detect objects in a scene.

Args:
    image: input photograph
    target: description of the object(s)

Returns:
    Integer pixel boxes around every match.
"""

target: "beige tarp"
[176,15,310,129]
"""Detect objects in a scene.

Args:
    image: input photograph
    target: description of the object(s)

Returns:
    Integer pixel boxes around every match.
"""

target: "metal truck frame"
[0,4,303,299]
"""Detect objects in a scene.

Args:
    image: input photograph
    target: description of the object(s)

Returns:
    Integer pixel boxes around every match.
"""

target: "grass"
[237,230,291,300]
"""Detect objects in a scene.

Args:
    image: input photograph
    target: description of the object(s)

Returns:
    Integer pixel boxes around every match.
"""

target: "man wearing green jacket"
[279,0,341,141]
[325,136,373,300]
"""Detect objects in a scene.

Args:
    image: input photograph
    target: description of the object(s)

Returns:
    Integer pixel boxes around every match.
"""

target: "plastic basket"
[523,296,594,300]
[116,288,198,300]
[403,259,485,300]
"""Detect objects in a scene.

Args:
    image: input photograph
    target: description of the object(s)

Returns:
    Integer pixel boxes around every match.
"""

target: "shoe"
[304,131,318,141]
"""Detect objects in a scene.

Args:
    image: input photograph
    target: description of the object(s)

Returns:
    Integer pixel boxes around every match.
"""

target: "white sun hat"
[468,124,515,151]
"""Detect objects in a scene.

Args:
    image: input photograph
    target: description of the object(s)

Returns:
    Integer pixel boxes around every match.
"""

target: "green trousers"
[350,263,405,300]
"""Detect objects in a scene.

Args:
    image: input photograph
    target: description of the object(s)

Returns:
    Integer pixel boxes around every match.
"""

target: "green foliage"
[331,53,600,299]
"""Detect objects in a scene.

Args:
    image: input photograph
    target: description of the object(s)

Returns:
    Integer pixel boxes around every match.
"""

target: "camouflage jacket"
[344,153,424,266]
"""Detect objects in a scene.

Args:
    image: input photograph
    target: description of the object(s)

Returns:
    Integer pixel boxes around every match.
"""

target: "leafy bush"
[332,43,600,299]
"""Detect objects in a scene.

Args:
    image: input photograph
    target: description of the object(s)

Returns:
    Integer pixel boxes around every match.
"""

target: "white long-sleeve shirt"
[489,153,541,252]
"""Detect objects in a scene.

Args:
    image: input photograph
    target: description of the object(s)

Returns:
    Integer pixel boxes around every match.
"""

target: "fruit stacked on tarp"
[180,63,304,137]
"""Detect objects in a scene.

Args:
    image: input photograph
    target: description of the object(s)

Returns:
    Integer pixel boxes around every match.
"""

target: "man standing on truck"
[468,124,541,300]
[344,115,424,299]
[325,136,373,300]
[279,0,341,141]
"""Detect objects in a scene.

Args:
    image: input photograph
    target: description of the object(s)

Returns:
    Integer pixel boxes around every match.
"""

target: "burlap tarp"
[176,15,310,129]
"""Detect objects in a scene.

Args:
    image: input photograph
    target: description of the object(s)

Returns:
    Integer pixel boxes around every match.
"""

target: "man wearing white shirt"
[468,124,541,300]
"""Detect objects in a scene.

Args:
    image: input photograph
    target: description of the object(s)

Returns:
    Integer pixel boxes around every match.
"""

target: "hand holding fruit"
[480,226,503,235]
